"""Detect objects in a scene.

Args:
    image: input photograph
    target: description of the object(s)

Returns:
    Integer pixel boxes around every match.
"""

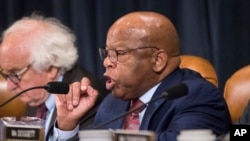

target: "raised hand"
[55,77,98,130]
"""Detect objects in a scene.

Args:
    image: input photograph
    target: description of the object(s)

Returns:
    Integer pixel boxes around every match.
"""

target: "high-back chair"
[223,65,250,123]
[0,76,26,119]
[180,55,218,87]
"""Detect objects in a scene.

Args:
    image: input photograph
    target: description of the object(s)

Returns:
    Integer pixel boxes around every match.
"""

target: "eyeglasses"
[0,65,31,84]
[99,46,159,63]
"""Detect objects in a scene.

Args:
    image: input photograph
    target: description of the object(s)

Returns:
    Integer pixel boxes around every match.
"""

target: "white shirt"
[138,82,161,123]
[45,94,55,135]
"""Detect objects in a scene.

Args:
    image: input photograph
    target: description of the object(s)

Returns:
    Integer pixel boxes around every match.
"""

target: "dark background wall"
[0,0,249,93]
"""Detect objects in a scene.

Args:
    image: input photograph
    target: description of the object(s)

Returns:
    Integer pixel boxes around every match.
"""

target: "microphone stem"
[0,86,45,107]
[93,95,164,129]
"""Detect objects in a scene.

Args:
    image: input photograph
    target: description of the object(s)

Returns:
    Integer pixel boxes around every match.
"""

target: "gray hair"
[2,13,78,74]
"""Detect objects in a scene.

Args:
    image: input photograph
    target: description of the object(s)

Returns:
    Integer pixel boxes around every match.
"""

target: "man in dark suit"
[0,13,109,138]
[53,11,232,141]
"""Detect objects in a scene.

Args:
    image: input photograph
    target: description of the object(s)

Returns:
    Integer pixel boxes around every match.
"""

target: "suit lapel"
[24,106,37,116]
[140,68,183,129]
[140,88,167,129]
[48,109,57,131]
[100,98,129,129]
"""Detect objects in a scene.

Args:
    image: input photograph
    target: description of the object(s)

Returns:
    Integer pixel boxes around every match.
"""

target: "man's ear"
[152,49,168,72]
[47,66,60,79]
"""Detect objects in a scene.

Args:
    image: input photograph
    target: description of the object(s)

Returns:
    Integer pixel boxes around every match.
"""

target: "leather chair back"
[180,55,218,87]
[0,76,26,120]
[223,65,250,123]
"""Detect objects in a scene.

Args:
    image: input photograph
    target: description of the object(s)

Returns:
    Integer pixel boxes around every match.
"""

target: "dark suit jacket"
[24,64,109,138]
[91,68,232,141]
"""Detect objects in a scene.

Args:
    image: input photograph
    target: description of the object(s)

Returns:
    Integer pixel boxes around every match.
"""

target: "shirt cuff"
[52,122,79,141]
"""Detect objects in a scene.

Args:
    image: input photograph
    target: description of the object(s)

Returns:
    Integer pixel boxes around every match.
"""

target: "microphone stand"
[0,81,69,108]
[0,86,45,107]
[93,95,164,129]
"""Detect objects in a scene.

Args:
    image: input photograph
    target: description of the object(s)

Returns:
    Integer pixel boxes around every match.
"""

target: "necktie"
[123,99,145,130]
[35,103,47,120]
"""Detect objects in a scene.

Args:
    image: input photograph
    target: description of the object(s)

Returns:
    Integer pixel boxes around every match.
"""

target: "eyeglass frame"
[99,46,159,63]
[0,64,31,84]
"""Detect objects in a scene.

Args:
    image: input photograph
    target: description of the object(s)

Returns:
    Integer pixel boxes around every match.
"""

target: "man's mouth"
[105,76,115,90]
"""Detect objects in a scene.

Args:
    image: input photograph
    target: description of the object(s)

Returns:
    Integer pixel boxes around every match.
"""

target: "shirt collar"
[139,82,161,104]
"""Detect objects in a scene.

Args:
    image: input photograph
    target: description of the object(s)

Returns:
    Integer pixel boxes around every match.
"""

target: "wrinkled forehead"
[108,26,147,44]
[0,34,30,69]
[106,19,158,49]
[0,33,30,55]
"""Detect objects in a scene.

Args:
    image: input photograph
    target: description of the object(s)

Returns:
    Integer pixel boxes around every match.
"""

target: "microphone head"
[161,83,188,99]
[45,81,69,94]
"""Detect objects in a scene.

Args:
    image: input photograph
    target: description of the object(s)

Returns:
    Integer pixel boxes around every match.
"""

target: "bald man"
[51,11,231,141]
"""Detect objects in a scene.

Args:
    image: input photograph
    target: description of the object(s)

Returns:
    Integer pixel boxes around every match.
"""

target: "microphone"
[0,81,69,107]
[93,83,188,129]
[45,81,69,94]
